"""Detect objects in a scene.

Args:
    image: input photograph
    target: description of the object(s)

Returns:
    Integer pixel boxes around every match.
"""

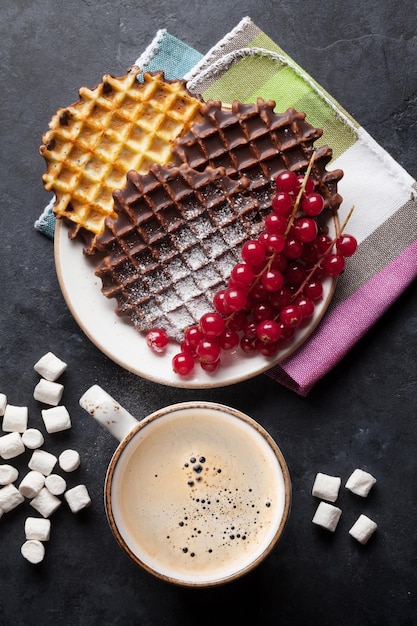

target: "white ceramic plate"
[54,219,336,388]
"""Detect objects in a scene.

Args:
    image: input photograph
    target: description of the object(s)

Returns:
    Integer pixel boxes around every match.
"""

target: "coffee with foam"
[106,403,291,586]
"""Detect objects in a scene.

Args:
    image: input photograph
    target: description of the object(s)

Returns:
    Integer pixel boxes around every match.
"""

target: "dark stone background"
[1,1,416,624]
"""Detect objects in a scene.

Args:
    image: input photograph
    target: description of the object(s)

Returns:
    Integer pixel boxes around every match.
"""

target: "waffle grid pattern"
[172,99,343,211]
[95,164,265,340]
[40,69,203,249]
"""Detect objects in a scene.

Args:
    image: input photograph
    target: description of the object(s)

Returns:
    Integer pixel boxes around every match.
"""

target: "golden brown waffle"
[172,99,343,211]
[40,69,204,253]
[94,163,266,341]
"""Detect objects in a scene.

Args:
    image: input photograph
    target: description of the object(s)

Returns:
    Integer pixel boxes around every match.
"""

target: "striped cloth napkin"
[36,18,417,395]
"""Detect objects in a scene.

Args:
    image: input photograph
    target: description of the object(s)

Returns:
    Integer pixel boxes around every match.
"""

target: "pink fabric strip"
[268,239,417,395]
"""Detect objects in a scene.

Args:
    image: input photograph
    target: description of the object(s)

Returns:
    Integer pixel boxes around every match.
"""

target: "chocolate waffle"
[94,163,266,341]
[40,69,203,253]
[172,99,343,211]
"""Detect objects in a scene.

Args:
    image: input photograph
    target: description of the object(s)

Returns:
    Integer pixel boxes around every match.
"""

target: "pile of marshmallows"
[311,469,377,544]
[0,352,91,565]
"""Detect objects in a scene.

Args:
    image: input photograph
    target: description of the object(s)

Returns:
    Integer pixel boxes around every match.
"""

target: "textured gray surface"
[1,1,417,624]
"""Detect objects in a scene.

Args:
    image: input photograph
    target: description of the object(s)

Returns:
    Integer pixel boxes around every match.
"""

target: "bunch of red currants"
[146,167,357,376]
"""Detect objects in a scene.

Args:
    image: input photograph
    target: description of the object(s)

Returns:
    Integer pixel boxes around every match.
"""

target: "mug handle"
[79,385,139,442]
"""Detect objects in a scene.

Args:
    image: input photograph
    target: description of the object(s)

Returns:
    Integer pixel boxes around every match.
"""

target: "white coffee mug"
[80,385,291,587]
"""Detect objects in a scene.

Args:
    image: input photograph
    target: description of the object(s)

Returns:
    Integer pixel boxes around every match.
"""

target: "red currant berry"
[285,261,307,286]
[315,234,332,256]
[294,217,318,243]
[284,237,304,259]
[323,254,346,276]
[275,170,299,193]
[223,287,248,312]
[196,339,221,364]
[253,302,274,322]
[256,340,280,357]
[303,280,323,301]
[336,234,358,257]
[213,289,228,314]
[227,310,247,331]
[241,240,266,266]
[250,283,269,302]
[294,296,315,319]
[270,254,288,273]
[265,212,288,234]
[301,192,325,216]
[146,328,169,353]
[272,191,293,216]
[199,312,225,338]
[172,352,195,375]
[261,269,284,292]
[218,328,239,350]
[183,325,204,349]
[297,174,315,195]
[260,232,285,254]
[279,322,295,341]
[180,340,195,355]
[231,262,255,287]
[256,319,282,344]
[200,358,221,373]
[301,242,319,264]
[243,321,258,339]
[270,287,292,311]
[279,305,303,328]
[240,335,257,353]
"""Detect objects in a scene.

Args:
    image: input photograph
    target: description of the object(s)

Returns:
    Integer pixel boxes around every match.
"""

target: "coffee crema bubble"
[171,453,273,559]
[113,408,287,584]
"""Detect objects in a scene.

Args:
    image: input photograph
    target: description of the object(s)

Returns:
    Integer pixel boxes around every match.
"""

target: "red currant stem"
[284,151,317,236]
[290,205,356,302]
[339,205,355,234]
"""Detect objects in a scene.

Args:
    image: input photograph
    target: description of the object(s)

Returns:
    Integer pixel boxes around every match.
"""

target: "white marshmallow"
[0,464,19,485]
[19,471,45,499]
[33,378,64,406]
[349,514,378,544]
[33,379,64,406]
[59,449,80,473]
[312,473,341,502]
[30,487,61,518]
[41,406,71,434]
[21,540,45,564]
[21,428,44,450]
[25,517,51,541]
[2,404,28,433]
[345,469,377,497]
[0,432,25,460]
[0,393,7,416]
[312,501,342,532]
[64,484,91,513]
[45,474,66,496]
[34,352,67,382]
[0,483,25,513]
[28,449,57,476]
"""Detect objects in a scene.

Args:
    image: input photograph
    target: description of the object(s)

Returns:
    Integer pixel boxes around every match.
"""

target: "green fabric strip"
[201,32,358,162]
